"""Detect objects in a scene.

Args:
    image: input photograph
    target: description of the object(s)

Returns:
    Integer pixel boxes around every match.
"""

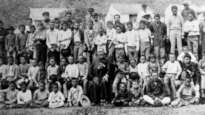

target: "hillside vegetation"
[0,0,204,26]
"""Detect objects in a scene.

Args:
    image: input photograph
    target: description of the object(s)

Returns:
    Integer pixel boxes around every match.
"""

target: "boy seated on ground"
[16,82,32,108]
[171,77,199,107]
[112,83,132,106]
[32,82,49,108]
[129,72,143,106]
[0,81,18,109]
[67,78,83,107]
[48,83,65,108]
[142,78,171,107]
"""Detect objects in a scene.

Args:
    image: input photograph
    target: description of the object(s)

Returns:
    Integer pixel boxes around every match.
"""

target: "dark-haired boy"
[143,78,171,106]
[16,82,32,108]
[150,14,167,59]
[5,27,16,58]
[16,24,28,59]
[32,82,49,107]
[112,83,132,106]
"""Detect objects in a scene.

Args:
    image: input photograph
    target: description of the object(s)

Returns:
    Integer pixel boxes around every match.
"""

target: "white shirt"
[137,62,150,79]
[67,85,83,103]
[138,28,151,42]
[46,29,59,48]
[17,90,32,104]
[106,28,116,41]
[184,20,200,36]
[162,61,182,76]
[65,64,79,78]
[58,29,72,49]
[73,30,81,42]
[47,65,59,78]
[78,63,88,79]
[48,91,65,103]
[125,30,140,51]
[177,52,197,63]
[0,64,6,76]
[167,15,183,30]
[28,66,40,80]
[94,35,107,52]
[113,33,127,48]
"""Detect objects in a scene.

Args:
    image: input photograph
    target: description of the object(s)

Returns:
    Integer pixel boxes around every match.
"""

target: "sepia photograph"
[0,0,205,114]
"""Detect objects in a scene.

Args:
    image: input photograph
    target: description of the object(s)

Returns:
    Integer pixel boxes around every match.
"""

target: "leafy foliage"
[0,0,204,26]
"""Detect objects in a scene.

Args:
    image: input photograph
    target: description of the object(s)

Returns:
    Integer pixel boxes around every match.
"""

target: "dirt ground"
[1,105,205,115]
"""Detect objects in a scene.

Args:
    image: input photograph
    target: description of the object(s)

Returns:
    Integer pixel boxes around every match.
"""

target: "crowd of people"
[0,1,205,109]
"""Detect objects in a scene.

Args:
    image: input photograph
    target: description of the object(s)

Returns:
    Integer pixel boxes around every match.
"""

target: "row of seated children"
[0,51,202,108]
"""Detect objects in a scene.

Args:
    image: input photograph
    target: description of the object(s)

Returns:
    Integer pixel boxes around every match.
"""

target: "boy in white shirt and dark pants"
[162,53,182,98]
[183,12,200,60]
[113,26,126,61]
[125,22,139,61]
[138,20,152,59]
[167,6,183,54]
[58,22,72,58]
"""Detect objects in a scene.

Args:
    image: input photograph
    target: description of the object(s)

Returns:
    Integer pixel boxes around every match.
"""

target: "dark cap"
[88,8,94,12]
[42,11,49,16]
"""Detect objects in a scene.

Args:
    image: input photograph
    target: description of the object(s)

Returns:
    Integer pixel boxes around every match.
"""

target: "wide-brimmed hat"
[80,95,91,107]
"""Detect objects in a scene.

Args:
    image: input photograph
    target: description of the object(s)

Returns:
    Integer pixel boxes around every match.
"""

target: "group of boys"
[0,2,205,109]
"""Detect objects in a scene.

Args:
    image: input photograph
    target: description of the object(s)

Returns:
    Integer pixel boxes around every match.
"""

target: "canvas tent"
[105,3,153,23]
[29,8,67,21]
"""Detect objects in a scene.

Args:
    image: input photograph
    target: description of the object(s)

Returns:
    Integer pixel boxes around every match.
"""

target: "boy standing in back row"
[167,5,183,55]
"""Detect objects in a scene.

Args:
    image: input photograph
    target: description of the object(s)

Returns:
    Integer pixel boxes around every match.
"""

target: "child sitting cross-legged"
[48,83,65,108]
[0,81,18,109]
[171,77,200,107]
[67,78,83,107]
[31,82,49,108]
[112,82,132,106]
[16,82,32,108]
[142,78,171,107]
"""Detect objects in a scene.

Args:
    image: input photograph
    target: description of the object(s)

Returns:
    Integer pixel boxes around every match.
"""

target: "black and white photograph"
[0,0,205,115]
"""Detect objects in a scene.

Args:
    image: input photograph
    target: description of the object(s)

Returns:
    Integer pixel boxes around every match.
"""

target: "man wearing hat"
[86,8,95,25]
[33,22,47,65]
[113,14,126,33]
[181,0,196,22]
[138,4,154,23]
[42,11,50,29]
[93,13,104,33]
[46,20,60,63]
